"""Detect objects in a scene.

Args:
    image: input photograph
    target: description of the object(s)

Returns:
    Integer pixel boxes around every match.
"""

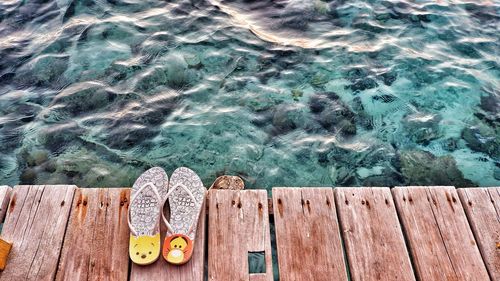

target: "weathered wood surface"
[393,186,490,281]
[0,186,12,222]
[0,185,497,280]
[129,200,206,281]
[208,190,273,281]
[458,187,499,280]
[272,188,347,281]
[335,187,415,281]
[55,188,130,281]
[0,185,76,281]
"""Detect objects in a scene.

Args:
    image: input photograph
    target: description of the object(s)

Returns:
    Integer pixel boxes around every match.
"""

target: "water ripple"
[0,0,499,188]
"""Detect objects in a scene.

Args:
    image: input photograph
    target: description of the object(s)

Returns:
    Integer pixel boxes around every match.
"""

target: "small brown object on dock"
[0,239,12,271]
[209,175,245,190]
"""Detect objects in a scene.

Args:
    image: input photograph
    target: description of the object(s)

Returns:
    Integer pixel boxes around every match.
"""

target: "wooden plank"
[335,187,415,281]
[0,185,76,281]
[393,186,490,281]
[208,190,273,281]
[272,187,348,281]
[0,186,12,222]
[129,199,206,281]
[55,188,130,281]
[458,187,499,280]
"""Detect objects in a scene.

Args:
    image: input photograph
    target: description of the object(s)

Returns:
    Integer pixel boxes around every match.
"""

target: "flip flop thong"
[162,167,206,265]
[128,167,169,265]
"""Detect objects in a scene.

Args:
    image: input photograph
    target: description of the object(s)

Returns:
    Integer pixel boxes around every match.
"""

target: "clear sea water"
[0,0,499,189]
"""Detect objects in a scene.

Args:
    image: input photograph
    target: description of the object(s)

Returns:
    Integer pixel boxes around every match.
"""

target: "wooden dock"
[0,185,498,281]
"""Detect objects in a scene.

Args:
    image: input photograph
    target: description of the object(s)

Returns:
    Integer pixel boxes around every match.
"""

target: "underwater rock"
[310,72,330,87]
[347,78,378,92]
[399,150,475,187]
[372,94,397,103]
[42,159,57,173]
[402,113,442,145]
[309,92,356,135]
[443,138,460,152]
[272,104,306,134]
[38,122,86,152]
[379,71,397,86]
[291,88,303,101]
[323,144,354,166]
[165,53,189,88]
[20,54,69,86]
[351,96,372,130]
[105,61,142,85]
[20,168,37,184]
[462,123,499,159]
[106,123,158,150]
[251,111,274,128]
[494,164,500,181]
[328,165,356,186]
[201,51,233,74]
[184,53,202,68]
[135,66,167,92]
[362,172,405,187]
[345,67,378,91]
[247,95,283,113]
[48,82,118,117]
[479,89,500,120]
[25,149,49,167]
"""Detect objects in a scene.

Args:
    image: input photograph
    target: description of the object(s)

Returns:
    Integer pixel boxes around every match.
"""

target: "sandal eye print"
[162,167,206,265]
[128,167,169,265]
[164,234,193,264]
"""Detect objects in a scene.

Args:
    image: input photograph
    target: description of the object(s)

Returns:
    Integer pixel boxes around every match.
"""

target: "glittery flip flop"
[128,167,169,265]
[162,167,206,265]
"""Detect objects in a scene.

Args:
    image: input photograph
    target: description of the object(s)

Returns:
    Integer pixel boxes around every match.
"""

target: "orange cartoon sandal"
[128,167,169,265]
[162,167,206,265]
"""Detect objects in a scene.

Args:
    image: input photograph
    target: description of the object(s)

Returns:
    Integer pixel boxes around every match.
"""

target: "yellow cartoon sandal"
[128,167,169,265]
[162,167,206,265]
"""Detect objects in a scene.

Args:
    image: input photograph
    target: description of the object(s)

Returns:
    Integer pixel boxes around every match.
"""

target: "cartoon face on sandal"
[164,235,193,264]
[129,233,161,265]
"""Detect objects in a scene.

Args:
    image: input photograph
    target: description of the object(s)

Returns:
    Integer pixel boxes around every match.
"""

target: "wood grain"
[129,198,206,281]
[0,185,76,281]
[272,187,347,281]
[208,190,273,281]
[393,186,490,281]
[335,187,415,281]
[458,187,499,280]
[55,188,130,281]
[0,186,12,222]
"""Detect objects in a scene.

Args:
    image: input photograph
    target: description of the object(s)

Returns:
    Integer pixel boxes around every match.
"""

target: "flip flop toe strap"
[161,182,199,236]
[128,182,164,236]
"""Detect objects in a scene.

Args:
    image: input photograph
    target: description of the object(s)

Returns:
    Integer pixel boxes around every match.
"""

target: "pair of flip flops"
[128,167,206,265]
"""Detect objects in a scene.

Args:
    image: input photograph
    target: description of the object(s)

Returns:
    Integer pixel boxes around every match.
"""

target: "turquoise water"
[0,0,498,188]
